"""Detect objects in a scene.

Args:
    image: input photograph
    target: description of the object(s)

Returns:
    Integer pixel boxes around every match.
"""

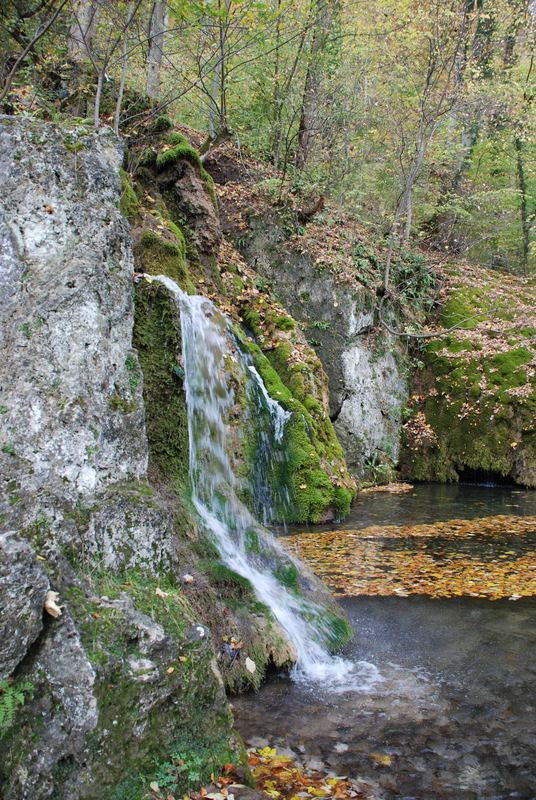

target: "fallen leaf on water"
[370,753,392,766]
[282,515,536,600]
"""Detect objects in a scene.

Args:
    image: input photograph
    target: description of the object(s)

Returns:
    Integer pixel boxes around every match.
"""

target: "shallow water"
[234,485,536,799]
[291,483,536,533]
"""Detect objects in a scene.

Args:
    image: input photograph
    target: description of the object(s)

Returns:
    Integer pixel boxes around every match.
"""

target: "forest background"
[1,0,535,277]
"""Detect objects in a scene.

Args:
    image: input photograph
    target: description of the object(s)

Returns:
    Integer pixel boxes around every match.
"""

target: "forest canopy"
[1,0,534,274]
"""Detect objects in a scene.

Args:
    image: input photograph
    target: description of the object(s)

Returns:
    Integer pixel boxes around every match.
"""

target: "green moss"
[244,528,261,554]
[405,323,535,483]
[136,229,195,292]
[322,611,353,651]
[156,142,216,205]
[303,395,322,413]
[235,330,354,523]
[333,486,352,518]
[133,283,190,496]
[198,560,254,596]
[269,313,295,331]
[441,289,482,330]
[166,131,188,146]
[273,563,300,594]
[119,169,139,221]
[153,115,173,132]
[109,392,137,414]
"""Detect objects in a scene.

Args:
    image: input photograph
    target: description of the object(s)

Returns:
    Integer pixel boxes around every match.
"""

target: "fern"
[0,679,33,738]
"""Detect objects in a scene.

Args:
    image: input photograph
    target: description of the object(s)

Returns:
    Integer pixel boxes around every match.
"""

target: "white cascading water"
[247,365,291,443]
[156,275,380,690]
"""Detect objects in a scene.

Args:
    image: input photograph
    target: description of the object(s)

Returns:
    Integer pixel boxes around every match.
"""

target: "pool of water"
[233,485,536,799]
[289,483,536,533]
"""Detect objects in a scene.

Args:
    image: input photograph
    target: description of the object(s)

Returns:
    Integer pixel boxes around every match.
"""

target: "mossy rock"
[119,169,140,222]
[402,275,536,486]
[136,228,195,292]
[236,331,354,523]
[156,139,216,205]
[133,282,190,496]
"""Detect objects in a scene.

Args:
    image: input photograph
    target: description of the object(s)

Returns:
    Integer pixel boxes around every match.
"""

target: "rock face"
[399,262,536,487]
[0,116,147,502]
[0,534,49,680]
[238,215,408,477]
[0,118,234,800]
[0,116,351,800]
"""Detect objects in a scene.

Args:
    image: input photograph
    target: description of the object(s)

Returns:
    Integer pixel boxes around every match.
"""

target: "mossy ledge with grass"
[400,267,536,487]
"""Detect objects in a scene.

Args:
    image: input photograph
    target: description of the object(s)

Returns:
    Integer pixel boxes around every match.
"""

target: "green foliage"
[151,733,235,795]
[393,250,435,304]
[0,680,33,738]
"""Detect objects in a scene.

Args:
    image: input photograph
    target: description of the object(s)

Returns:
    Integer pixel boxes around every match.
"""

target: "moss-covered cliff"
[124,119,356,522]
[400,263,536,487]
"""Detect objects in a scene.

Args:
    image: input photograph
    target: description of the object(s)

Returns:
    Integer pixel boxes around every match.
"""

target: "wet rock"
[232,212,408,476]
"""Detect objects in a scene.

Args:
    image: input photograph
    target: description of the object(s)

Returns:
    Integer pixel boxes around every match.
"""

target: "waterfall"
[156,275,380,690]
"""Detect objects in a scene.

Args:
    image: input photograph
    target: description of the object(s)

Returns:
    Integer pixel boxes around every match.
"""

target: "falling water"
[248,365,291,444]
[156,275,380,690]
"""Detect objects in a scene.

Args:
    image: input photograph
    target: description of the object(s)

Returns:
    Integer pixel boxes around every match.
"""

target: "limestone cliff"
[0,116,350,800]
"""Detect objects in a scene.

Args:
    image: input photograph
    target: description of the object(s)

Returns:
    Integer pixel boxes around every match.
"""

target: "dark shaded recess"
[456,466,517,487]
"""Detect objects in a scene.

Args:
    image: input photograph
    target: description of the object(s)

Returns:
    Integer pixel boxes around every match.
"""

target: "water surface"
[234,484,536,799]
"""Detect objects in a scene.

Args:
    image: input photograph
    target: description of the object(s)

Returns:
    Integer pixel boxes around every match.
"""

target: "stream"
[233,484,536,800]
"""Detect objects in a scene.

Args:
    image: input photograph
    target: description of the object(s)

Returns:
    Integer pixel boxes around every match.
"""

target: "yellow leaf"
[371,752,392,766]
[258,747,277,758]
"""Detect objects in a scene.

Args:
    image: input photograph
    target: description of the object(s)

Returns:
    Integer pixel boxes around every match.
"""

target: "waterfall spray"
[156,275,380,690]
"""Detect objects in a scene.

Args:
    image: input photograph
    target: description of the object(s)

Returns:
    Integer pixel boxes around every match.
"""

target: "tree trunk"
[515,137,531,274]
[295,0,337,171]
[93,67,103,128]
[146,0,168,100]
[271,0,283,168]
[68,0,99,63]
[114,1,134,134]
